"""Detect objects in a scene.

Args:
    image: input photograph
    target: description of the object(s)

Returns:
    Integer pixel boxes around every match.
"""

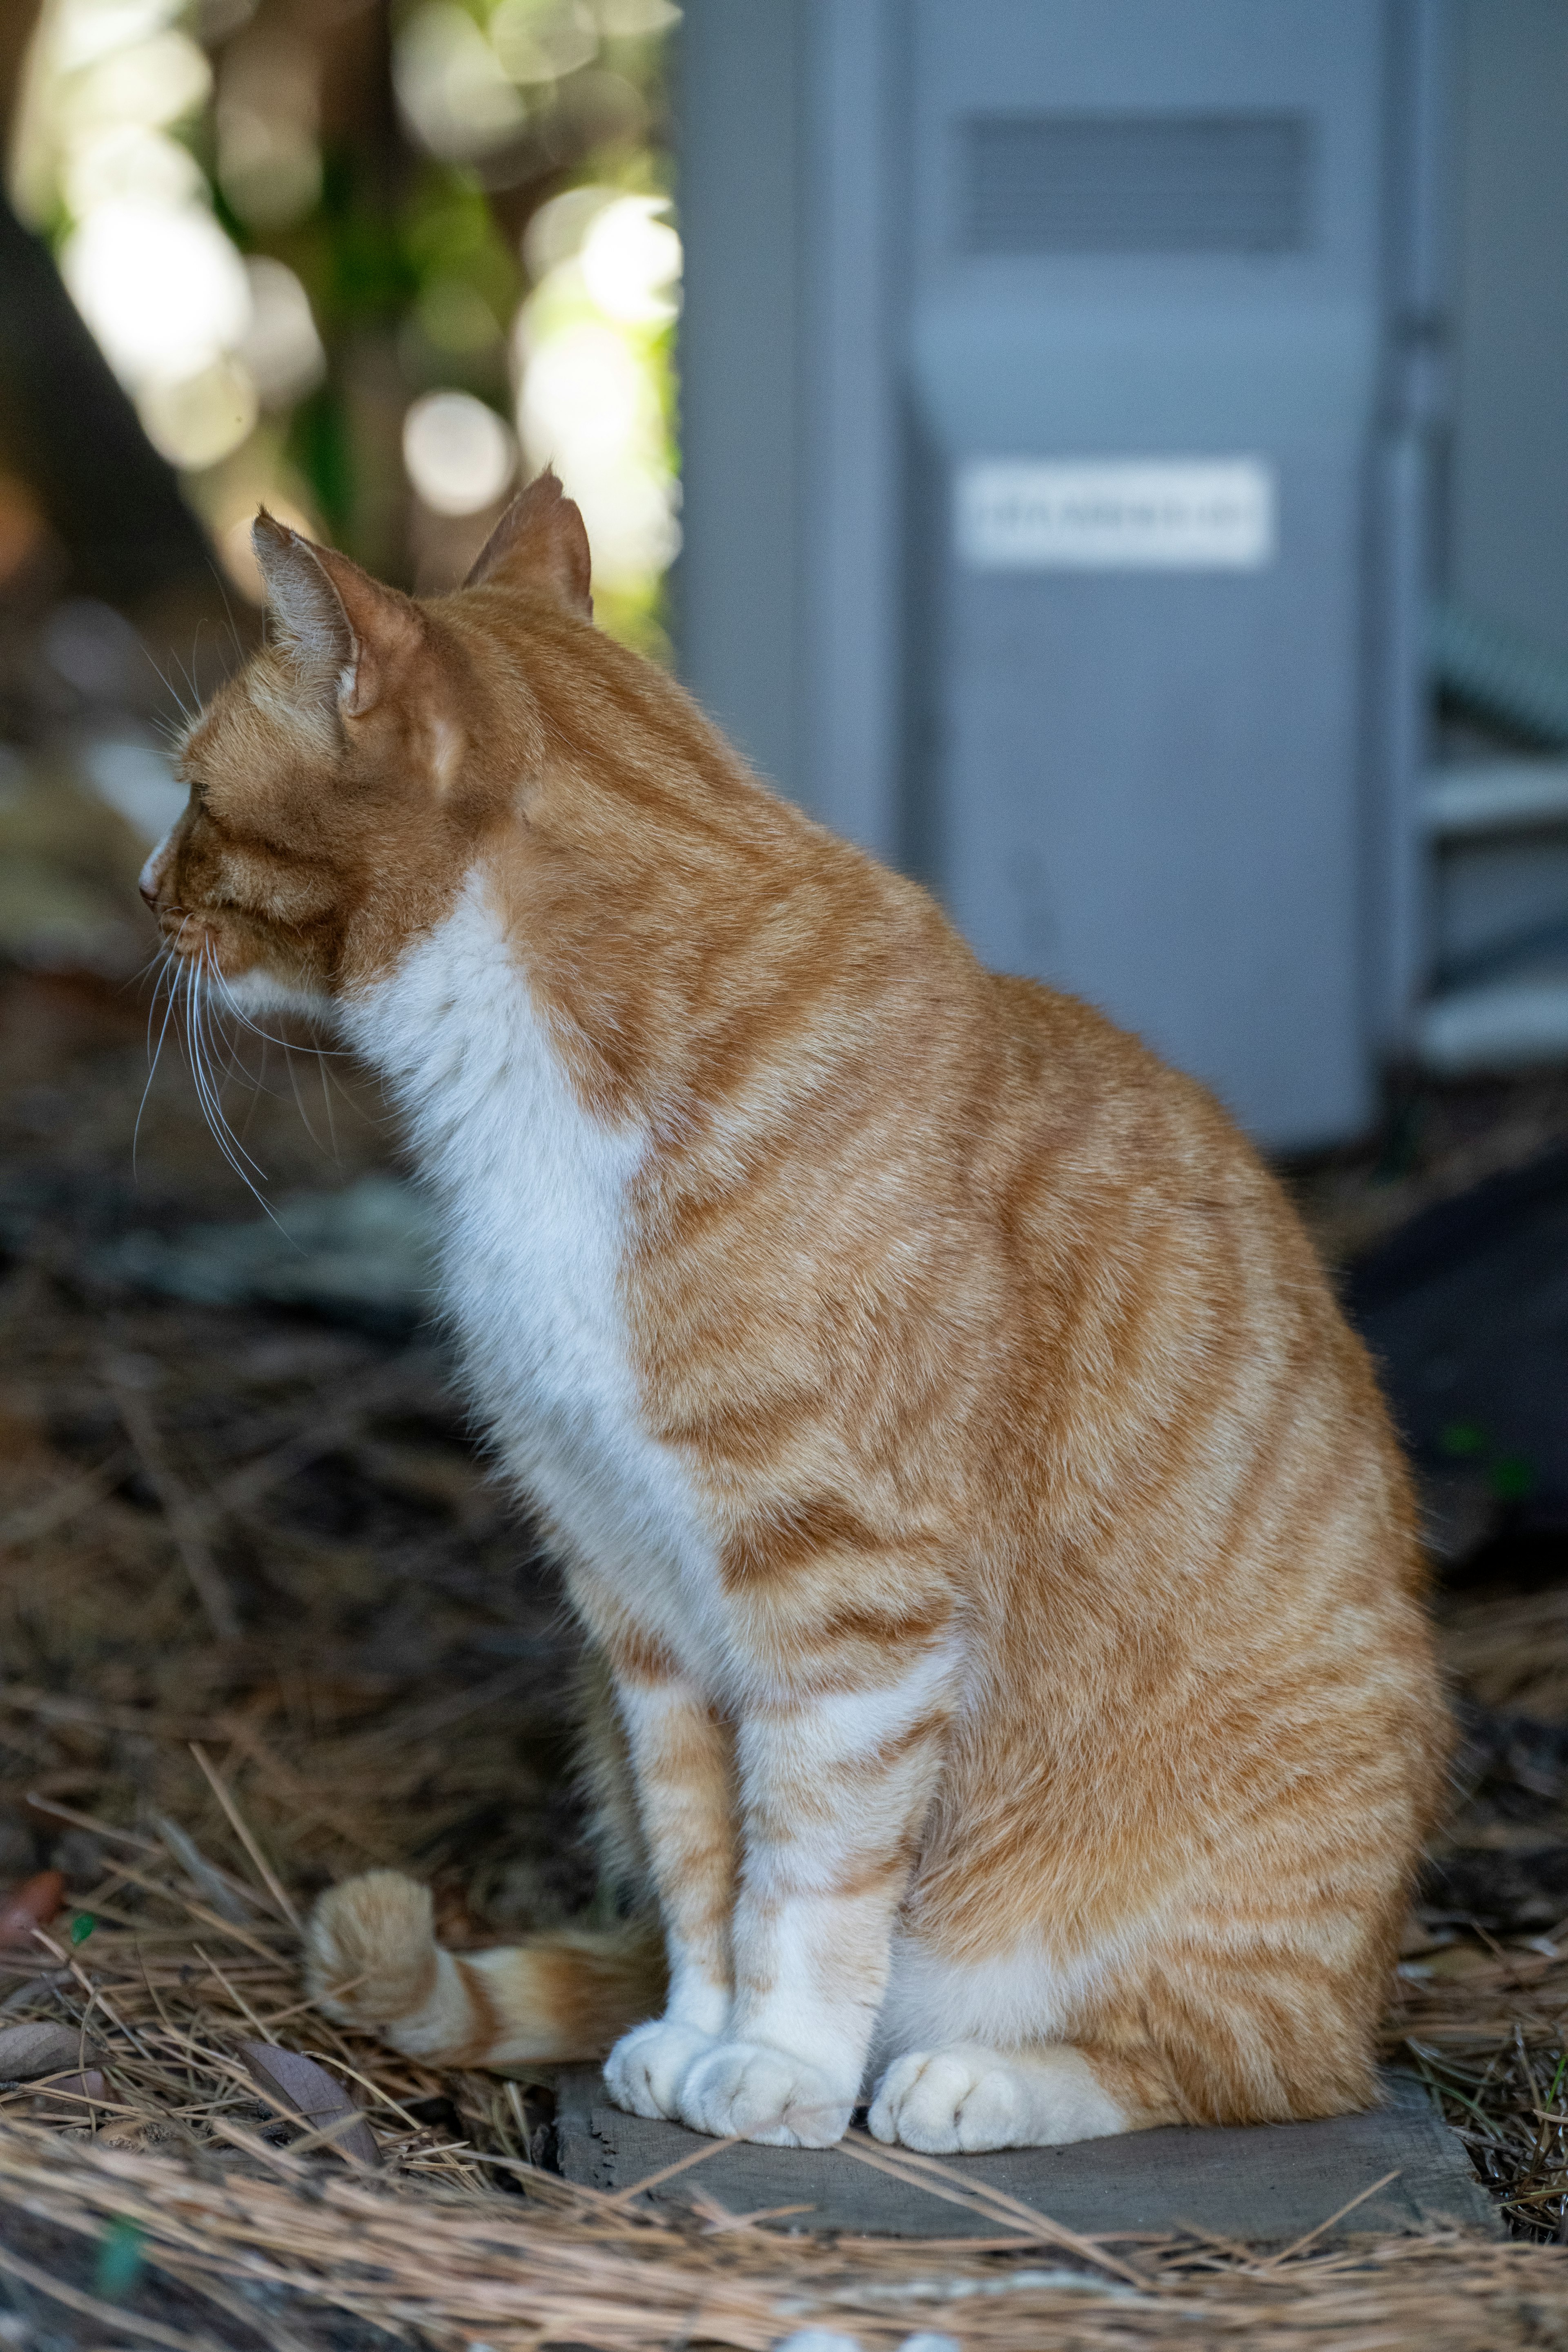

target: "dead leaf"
[240,2040,379,2166]
[0,2022,96,2080]
[31,2067,107,2120]
[0,1870,65,1945]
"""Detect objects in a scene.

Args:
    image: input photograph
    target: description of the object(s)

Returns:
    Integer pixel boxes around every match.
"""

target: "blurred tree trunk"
[0,4,218,608]
[0,194,217,606]
[0,0,44,153]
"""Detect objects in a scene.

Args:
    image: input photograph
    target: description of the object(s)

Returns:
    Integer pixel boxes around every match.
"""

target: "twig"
[185,1358,434,1539]
[1263,2168,1404,2265]
[0,1446,132,1548]
[109,1381,240,1642]
[188,1744,302,1932]
[604,2130,745,2208]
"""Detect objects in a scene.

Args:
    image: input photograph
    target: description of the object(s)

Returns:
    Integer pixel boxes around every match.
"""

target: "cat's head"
[138,469,595,1017]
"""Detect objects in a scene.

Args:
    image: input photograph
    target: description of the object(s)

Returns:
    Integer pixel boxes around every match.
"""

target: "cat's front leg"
[592,1633,739,2125]
[675,1640,956,2149]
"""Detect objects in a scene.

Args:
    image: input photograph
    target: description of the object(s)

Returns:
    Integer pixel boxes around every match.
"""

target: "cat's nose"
[138,835,170,911]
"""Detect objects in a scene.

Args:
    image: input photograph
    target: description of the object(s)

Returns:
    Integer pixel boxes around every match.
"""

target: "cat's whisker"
[201,961,361,1162]
[238,1036,270,1145]
[142,648,196,734]
[179,952,285,1226]
[194,964,266,1177]
[207,964,350,1058]
[203,983,257,1096]
[280,1033,329,1155]
[315,1042,342,1163]
[133,938,189,1178]
[204,556,247,672]
[120,941,171,1001]
[174,637,205,724]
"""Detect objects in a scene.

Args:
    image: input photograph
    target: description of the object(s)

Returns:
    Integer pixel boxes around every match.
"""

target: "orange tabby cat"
[140,473,1445,2153]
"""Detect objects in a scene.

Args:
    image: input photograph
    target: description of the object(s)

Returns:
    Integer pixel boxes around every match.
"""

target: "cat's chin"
[218,967,336,1026]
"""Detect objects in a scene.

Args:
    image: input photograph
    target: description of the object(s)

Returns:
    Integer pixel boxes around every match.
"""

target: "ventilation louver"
[965,112,1314,256]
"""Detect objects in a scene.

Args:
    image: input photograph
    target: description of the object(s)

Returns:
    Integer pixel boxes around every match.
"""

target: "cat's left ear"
[462,468,592,619]
[252,512,423,721]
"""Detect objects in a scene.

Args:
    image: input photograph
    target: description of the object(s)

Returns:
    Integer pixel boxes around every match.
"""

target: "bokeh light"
[236,260,327,413]
[580,193,679,324]
[14,0,283,503]
[393,5,528,165]
[137,356,258,472]
[403,391,518,517]
[514,184,679,626]
[215,27,322,233]
[10,0,680,637]
[61,198,251,388]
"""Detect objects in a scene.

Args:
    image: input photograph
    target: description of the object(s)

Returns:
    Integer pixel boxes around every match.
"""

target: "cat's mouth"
[154,911,226,968]
[151,909,277,1000]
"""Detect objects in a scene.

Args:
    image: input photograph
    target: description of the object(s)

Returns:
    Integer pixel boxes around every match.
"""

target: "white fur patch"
[875,1922,1139,2071]
[336,873,725,1677]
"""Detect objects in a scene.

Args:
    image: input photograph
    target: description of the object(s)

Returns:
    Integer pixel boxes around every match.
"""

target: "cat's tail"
[305,1871,666,2068]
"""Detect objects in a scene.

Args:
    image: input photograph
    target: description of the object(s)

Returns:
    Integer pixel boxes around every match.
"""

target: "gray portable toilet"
[677,2,1451,1151]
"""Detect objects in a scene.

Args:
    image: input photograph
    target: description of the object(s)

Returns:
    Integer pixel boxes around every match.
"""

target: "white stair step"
[1423,762,1568,841]
[1416,976,1568,1074]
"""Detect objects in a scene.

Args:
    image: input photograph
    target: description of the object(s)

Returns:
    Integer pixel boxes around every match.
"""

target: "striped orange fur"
[141,474,1446,2152]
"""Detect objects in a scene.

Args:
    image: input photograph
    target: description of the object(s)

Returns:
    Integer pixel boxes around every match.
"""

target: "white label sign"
[956,458,1276,572]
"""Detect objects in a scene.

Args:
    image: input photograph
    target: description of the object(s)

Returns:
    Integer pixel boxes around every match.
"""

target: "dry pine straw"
[0,1693,1567,2339]
[0,1862,1560,2352]
[4,1285,1568,2338]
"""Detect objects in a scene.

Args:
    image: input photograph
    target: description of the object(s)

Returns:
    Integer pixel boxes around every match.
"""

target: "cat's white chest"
[340,882,722,1668]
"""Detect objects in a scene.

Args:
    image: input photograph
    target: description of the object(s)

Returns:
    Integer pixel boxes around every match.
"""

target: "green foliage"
[1439,1420,1538,1503]
[1441,1421,1489,1459]
[94,2216,145,2302]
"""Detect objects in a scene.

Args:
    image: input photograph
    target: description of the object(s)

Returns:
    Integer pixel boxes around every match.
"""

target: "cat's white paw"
[869,2046,1028,2152]
[676,2039,854,2147]
[869,2043,1126,2153]
[604,2018,719,2122]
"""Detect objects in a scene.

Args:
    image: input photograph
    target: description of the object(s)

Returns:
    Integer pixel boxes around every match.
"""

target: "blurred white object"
[139,355,258,469]
[490,0,597,84]
[100,1177,437,1328]
[403,392,518,518]
[523,183,620,281]
[393,2,526,161]
[43,599,145,699]
[580,194,680,325]
[236,258,326,408]
[517,318,677,584]
[61,196,252,388]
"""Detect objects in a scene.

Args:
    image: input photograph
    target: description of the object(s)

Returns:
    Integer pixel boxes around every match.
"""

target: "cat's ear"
[252,511,423,720]
[463,468,593,619]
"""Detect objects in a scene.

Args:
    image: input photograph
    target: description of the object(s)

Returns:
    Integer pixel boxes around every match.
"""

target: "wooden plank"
[555,2069,1498,2243]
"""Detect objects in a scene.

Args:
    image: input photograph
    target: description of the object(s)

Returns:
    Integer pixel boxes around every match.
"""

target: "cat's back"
[951,963,1327,1340]
[952,965,1422,1605]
